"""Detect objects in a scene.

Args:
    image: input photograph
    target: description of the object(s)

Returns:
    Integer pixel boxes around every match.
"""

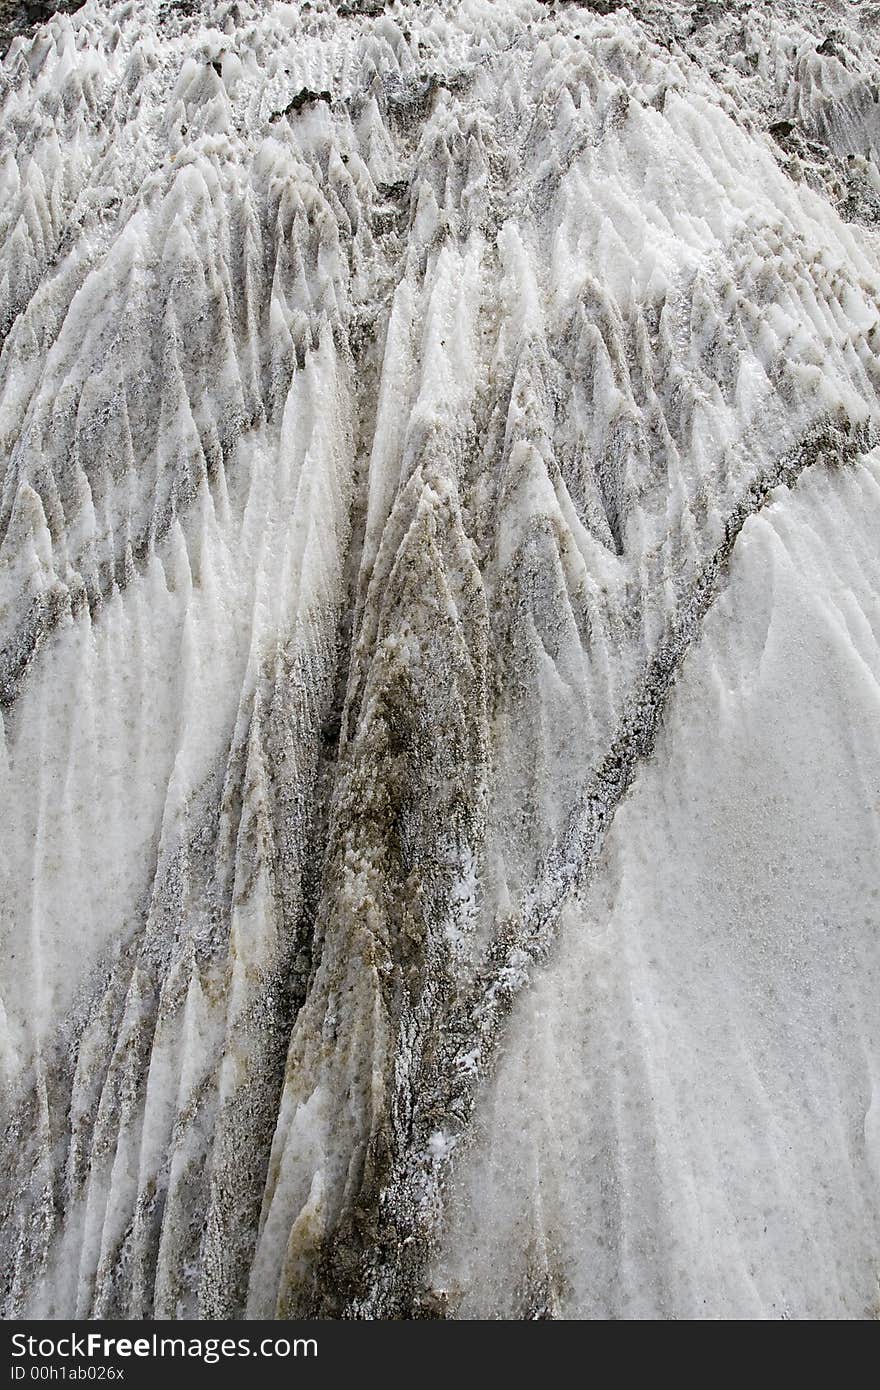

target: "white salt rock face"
[0,0,879,1319]
[434,456,880,1320]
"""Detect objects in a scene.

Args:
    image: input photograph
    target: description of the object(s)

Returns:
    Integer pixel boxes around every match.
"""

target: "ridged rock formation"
[1,0,879,1319]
